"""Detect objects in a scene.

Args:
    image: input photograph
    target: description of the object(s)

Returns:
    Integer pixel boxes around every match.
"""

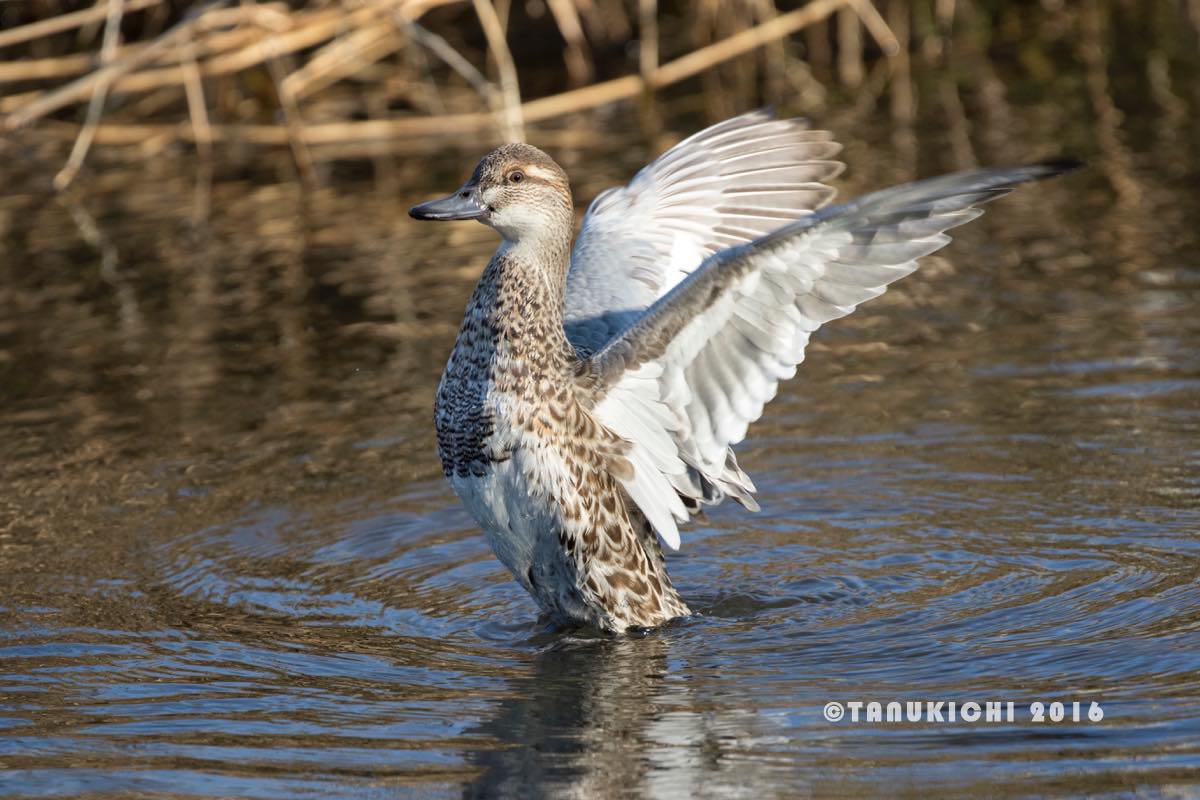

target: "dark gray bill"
[409,189,485,221]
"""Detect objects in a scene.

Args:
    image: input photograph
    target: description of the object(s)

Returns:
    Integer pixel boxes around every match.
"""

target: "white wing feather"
[565,109,844,357]
[586,161,1078,548]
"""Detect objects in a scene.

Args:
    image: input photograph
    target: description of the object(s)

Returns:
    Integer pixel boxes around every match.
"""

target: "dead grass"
[0,0,907,171]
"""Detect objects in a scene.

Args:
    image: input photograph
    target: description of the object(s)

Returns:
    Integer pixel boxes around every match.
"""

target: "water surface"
[2,59,1199,798]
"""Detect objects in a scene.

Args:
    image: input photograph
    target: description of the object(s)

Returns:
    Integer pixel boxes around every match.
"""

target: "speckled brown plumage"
[424,143,689,632]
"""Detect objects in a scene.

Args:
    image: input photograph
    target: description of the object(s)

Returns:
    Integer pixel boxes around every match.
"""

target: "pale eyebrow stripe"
[522,165,558,182]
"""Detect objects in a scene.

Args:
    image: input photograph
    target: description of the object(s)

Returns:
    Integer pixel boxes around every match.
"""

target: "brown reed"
[1,0,902,173]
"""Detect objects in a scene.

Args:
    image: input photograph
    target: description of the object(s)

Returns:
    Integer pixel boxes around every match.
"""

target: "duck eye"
[507,171,524,184]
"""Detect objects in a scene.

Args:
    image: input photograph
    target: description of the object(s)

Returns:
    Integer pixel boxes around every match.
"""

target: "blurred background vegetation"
[2,0,1197,199]
[0,0,1197,498]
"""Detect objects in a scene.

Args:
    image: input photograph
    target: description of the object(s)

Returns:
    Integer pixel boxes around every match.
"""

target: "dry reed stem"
[401,20,494,101]
[0,90,40,115]
[638,0,658,80]
[54,0,126,191]
[0,7,285,84]
[28,119,606,154]
[280,20,401,102]
[836,5,863,87]
[886,0,912,124]
[0,0,161,51]
[653,0,846,87]
[6,1,225,131]
[545,0,593,86]
[472,0,525,142]
[204,4,390,77]
[751,0,787,104]
[635,0,660,132]
[846,0,900,56]
[265,43,317,187]
[0,0,455,93]
[6,0,851,154]
[0,49,131,84]
[181,33,213,225]
[494,0,513,34]
[804,14,831,68]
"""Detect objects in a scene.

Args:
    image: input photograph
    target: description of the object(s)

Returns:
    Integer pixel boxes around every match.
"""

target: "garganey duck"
[411,110,1078,633]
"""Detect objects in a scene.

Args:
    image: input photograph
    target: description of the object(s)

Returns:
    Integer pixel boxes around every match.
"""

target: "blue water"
[3,59,1200,799]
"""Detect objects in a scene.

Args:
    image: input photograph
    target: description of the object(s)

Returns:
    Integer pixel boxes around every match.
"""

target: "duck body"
[414,113,1079,633]
[435,240,690,632]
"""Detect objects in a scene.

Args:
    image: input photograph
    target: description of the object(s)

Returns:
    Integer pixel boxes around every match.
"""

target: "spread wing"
[580,161,1082,549]
[564,109,844,357]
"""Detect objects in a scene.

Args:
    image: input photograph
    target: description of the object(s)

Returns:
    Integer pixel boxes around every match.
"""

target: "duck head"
[410,143,572,244]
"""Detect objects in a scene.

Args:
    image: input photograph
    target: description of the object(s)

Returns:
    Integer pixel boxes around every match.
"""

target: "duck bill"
[409,189,485,221]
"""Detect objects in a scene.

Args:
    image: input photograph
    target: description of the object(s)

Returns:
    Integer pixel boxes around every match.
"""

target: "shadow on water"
[3,9,1200,797]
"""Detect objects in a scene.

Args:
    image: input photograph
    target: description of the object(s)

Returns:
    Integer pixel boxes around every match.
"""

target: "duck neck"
[476,223,576,370]
[495,206,574,301]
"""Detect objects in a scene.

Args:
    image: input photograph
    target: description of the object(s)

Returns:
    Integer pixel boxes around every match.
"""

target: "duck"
[410,110,1079,634]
